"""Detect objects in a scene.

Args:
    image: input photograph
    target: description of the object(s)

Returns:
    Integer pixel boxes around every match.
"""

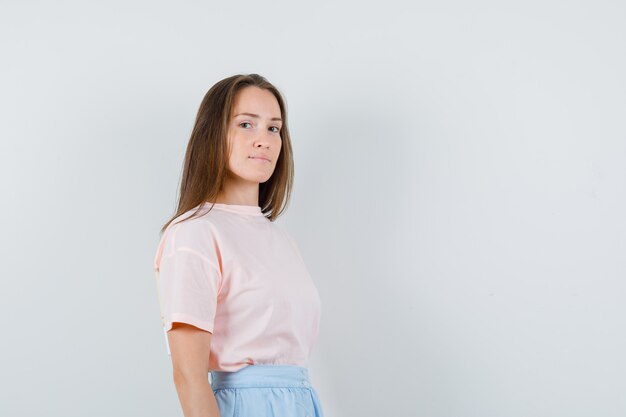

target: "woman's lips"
[249,156,270,163]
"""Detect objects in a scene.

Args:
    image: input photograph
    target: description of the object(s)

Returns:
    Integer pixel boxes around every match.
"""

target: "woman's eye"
[239,122,280,133]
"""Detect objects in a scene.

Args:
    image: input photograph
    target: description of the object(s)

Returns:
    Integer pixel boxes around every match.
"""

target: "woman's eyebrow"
[234,112,282,122]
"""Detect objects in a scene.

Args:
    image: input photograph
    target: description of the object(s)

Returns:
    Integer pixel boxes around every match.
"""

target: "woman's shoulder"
[155,207,219,263]
[269,221,301,250]
[163,208,221,244]
[166,209,219,245]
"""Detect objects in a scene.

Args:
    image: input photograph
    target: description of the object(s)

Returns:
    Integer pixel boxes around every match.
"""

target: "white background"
[1,1,624,416]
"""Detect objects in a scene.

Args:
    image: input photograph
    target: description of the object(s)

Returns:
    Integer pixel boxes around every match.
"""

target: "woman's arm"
[168,322,220,417]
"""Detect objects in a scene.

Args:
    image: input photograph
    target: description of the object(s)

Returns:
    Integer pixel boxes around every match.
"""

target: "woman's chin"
[243,173,275,184]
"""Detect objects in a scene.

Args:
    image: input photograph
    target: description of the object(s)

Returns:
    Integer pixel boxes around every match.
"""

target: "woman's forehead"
[232,87,281,117]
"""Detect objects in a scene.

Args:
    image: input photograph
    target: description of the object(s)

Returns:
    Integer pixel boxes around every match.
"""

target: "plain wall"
[1,1,624,416]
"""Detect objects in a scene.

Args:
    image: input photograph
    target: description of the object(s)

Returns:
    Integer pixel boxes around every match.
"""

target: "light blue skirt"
[210,364,325,417]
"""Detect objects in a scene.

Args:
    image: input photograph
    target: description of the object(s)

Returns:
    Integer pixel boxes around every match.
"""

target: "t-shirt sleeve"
[155,219,223,333]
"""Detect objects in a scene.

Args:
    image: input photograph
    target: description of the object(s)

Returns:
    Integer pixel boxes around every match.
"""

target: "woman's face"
[225,86,283,186]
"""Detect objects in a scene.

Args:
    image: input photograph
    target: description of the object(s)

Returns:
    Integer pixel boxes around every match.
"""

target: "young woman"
[153,74,325,417]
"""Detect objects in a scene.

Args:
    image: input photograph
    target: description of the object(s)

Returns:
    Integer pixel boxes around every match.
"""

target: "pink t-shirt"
[153,202,321,372]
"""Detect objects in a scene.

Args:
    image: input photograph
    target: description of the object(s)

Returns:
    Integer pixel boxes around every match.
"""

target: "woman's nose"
[254,135,270,148]
[255,129,275,146]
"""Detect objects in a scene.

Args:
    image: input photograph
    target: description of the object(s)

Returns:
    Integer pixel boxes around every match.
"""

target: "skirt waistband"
[209,364,311,390]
